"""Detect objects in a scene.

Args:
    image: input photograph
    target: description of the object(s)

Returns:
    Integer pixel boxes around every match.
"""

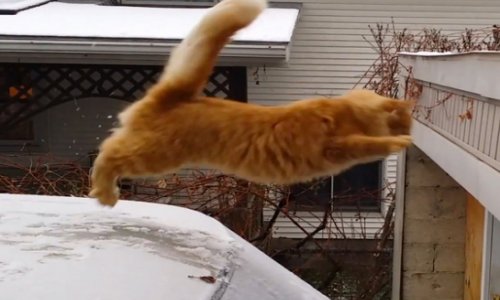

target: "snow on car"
[0,194,328,300]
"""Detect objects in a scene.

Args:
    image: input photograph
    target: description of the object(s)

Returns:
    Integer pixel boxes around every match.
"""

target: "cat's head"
[344,90,414,136]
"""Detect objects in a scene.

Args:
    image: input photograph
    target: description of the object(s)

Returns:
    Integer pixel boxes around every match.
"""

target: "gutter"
[0,38,289,66]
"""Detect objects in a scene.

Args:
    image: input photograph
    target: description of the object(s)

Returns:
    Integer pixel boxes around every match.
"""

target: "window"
[0,67,46,151]
[0,66,34,141]
[290,161,382,212]
[0,120,34,140]
[0,107,47,153]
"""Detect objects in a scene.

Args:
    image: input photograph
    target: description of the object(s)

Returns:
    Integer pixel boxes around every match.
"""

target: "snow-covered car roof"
[0,194,328,300]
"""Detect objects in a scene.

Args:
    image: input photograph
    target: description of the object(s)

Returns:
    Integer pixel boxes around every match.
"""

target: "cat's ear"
[346,89,374,97]
[381,99,414,113]
[320,115,334,126]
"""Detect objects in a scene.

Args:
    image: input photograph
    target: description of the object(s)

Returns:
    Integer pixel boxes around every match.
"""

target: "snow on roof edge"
[0,2,300,43]
[399,50,500,57]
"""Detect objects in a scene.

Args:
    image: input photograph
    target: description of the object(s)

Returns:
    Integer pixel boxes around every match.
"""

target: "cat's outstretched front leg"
[324,135,412,163]
[89,153,120,207]
[89,130,184,206]
[89,131,131,206]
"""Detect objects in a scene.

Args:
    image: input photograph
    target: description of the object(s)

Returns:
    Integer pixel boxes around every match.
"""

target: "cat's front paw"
[89,186,120,207]
[389,135,413,152]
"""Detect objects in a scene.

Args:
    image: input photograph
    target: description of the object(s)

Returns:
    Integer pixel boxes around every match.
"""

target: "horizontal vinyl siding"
[382,154,398,215]
[248,0,500,103]
[384,154,398,193]
[253,0,500,239]
[262,209,386,239]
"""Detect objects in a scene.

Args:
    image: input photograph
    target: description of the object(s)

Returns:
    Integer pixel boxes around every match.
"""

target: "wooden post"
[464,193,485,300]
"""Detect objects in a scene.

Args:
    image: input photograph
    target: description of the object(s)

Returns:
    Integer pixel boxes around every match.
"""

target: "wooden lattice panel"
[0,64,243,130]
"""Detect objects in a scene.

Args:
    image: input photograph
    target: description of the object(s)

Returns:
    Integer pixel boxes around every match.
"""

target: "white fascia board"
[0,39,289,66]
[399,52,500,100]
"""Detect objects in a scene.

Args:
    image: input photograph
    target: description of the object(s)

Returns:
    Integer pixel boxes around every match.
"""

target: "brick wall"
[402,146,466,300]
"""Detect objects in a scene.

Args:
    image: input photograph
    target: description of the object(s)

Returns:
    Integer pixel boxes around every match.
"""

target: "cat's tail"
[148,0,267,101]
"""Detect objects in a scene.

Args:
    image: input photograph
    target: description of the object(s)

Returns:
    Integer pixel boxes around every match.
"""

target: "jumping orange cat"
[89,0,413,206]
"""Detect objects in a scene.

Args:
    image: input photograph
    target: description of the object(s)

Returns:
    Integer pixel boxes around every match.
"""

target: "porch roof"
[0,1,300,66]
[399,51,500,220]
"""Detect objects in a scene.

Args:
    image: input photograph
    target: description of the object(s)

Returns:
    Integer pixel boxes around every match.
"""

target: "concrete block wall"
[402,146,466,300]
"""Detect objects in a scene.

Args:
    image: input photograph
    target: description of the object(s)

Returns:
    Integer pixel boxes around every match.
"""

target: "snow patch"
[0,194,329,300]
[0,2,299,43]
[0,194,239,300]
[399,51,459,56]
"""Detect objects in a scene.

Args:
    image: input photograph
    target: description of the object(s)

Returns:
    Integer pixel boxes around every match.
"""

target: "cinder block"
[404,218,436,243]
[434,243,465,273]
[434,187,466,219]
[402,272,464,299]
[405,146,458,188]
[402,243,435,273]
[405,186,466,220]
[404,218,465,244]
[405,187,439,220]
[406,160,458,188]
[402,146,466,300]
[429,218,466,244]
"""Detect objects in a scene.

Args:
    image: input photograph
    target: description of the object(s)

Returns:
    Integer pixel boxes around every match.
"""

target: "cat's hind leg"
[324,135,412,163]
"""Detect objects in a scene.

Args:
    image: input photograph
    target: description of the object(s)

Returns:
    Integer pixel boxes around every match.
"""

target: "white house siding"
[249,0,500,238]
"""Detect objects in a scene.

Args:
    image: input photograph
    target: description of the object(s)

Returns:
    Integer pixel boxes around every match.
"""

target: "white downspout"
[391,150,407,300]
[481,213,493,300]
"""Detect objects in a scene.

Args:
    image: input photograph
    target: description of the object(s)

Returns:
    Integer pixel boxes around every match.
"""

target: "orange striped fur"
[89,0,413,206]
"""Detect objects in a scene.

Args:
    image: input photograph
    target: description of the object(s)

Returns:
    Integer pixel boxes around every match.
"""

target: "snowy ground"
[0,194,328,300]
